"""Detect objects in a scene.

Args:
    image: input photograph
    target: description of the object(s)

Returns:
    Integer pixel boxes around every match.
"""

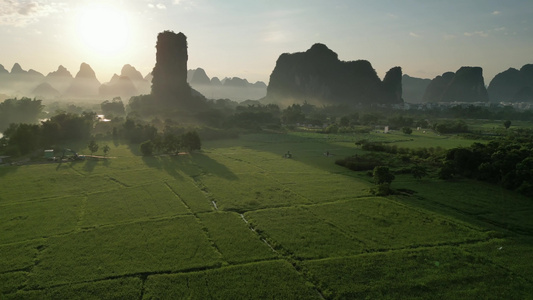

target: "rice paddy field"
[1,130,532,299]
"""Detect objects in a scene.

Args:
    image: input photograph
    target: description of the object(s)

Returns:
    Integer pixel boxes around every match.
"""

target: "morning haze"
[1,0,533,299]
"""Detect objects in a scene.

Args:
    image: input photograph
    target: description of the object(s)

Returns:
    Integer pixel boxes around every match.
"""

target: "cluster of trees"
[1,112,95,156]
[101,97,125,117]
[140,130,201,156]
[336,129,532,197]
[439,135,533,196]
[355,140,445,159]
[227,104,281,129]
[432,120,469,134]
[0,97,43,131]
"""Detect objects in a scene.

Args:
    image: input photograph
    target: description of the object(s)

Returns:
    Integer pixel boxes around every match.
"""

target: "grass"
[0,196,82,243]
[4,277,142,300]
[302,246,532,299]
[143,260,320,299]
[28,216,222,287]
[197,212,277,264]
[1,132,532,298]
[81,182,189,227]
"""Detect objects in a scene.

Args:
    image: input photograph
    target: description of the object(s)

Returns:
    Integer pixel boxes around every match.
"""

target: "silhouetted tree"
[103,144,110,157]
[402,127,413,135]
[101,97,125,117]
[504,120,511,129]
[181,131,201,152]
[88,140,99,155]
[373,166,395,185]
[140,140,154,156]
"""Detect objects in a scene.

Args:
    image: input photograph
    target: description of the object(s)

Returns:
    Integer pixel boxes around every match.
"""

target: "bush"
[402,127,413,135]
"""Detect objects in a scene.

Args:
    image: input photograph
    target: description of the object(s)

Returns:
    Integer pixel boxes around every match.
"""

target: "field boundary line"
[164,182,226,264]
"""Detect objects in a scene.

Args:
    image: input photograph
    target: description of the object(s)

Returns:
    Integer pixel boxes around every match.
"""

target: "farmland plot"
[1,132,532,298]
[165,178,214,213]
[4,277,142,300]
[245,207,365,259]
[0,165,115,204]
[198,212,277,263]
[307,197,488,250]
[200,172,310,212]
[143,260,320,299]
[80,182,189,227]
[0,196,82,243]
[28,216,222,287]
[302,246,532,299]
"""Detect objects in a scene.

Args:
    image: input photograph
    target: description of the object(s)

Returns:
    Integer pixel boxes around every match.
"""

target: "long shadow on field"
[193,152,238,180]
[0,164,17,177]
[142,155,185,180]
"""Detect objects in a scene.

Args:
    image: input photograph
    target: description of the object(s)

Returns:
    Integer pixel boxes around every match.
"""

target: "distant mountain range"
[1,59,532,104]
[0,63,267,102]
[402,63,533,103]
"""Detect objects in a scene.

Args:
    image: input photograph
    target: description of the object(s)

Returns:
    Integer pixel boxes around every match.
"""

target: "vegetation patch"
[81,183,190,227]
[198,212,277,263]
[28,216,222,287]
[245,207,365,259]
[143,260,320,299]
[307,197,487,251]
[0,197,82,243]
[302,246,532,299]
[4,277,142,300]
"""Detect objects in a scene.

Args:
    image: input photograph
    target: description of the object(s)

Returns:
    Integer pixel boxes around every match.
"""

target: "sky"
[1,0,532,84]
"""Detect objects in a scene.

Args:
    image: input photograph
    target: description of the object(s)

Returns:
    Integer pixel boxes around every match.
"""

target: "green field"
[1,131,532,299]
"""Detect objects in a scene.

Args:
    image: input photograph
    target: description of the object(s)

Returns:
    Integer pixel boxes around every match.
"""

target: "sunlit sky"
[1,0,532,84]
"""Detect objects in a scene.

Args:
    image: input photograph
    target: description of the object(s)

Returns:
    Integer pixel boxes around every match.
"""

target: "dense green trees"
[402,127,413,135]
[140,130,201,156]
[0,97,44,131]
[1,112,95,156]
[101,97,125,117]
[440,136,533,196]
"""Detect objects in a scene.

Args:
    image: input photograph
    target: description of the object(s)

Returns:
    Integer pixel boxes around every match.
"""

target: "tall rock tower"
[151,31,192,106]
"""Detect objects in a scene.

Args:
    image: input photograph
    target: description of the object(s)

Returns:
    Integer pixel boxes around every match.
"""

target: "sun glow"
[76,4,131,58]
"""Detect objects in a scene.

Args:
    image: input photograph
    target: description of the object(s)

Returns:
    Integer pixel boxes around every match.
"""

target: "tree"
[402,127,413,135]
[163,133,180,154]
[373,166,395,185]
[102,144,110,157]
[88,140,99,155]
[140,140,154,156]
[504,120,511,129]
[411,165,428,180]
[101,97,125,117]
[181,131,201,152]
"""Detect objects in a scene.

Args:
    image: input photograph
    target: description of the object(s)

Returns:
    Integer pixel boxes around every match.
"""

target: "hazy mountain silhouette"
[64,63,101,98]
[423,72,454,102]
[45,65,73,93]
[265,43,402,105]
[99,75,139,98]
[1,63,44,96]
[423,67,489,102]
[121,64,150,94]
[487,64,533,102]
[32,82,61,98]
[402,75,431,103]
[186,68,267,101]
[0,64,8,74]
[189,68,211,85]
[211,77,221,86]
